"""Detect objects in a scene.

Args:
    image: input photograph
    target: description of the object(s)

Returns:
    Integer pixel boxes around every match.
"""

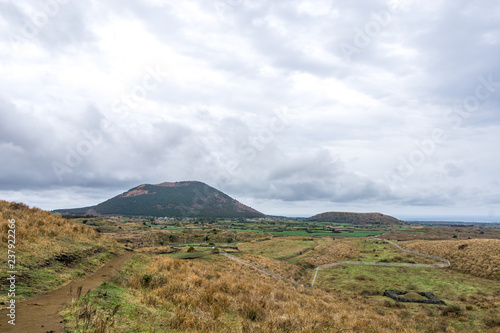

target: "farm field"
[72,215,500,249]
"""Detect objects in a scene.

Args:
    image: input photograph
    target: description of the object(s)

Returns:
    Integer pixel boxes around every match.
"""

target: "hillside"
[404,239,500,279]
[62,253,423,332]
[0,200,121,303]
[53,181,265,218]
[61,239,500,332]
[307,211,404,225]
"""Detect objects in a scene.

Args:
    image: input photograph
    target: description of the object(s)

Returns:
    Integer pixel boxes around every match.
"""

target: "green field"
[226,228,389,237]
[243,237,500,332]
[316,264,499,298]
[238,238,317,260]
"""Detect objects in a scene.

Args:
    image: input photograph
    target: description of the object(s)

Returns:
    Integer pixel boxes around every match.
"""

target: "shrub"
[383,300,405,308]
[484,317,500,328]
[360,289,379,296]
[441,305,462,316]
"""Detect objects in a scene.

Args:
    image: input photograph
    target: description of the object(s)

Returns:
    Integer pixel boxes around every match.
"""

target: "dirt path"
[0,251,134,333]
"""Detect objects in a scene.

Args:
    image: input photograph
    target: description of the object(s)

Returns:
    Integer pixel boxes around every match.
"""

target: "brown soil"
[0,251,134,333]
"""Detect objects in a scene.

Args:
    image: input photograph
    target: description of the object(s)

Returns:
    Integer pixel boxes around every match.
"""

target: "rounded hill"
[53,181,265,219]
[307,211,404,225]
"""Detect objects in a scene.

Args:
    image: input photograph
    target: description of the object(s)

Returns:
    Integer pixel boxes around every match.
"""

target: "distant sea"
[399,215,499,223]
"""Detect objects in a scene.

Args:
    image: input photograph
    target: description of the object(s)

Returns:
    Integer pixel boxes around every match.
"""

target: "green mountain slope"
[54,181,265,218]
[307,211,404,225]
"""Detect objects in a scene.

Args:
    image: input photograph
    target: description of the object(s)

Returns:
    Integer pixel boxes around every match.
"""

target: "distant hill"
[53,181,265,218]
[307,211,405,225]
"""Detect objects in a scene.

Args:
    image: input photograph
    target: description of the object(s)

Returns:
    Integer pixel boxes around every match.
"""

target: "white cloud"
[1,0,499,220]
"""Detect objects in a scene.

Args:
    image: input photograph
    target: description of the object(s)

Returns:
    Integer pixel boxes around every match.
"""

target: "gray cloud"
[0,0,499,219]
[1,1,95,52]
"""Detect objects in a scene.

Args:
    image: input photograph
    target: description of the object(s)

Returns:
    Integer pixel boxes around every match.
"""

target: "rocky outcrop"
[383,290,446,305]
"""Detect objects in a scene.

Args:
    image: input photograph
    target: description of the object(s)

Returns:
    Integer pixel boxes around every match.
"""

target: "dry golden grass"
[0,200,119,302]
[383,226,500,241]
[0,201,102,243]
[235,253,309,284]
[61,242,500,332]
[135,245,176,254]
[113,254,428,332]
[237,236,316,259]
[0,201,116,267]
[299,238,360,267]
[61,251,500,332]
[404,239,500,279]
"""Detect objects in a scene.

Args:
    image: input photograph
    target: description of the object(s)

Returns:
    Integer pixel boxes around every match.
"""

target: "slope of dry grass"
[382,226,500,241]
[235,253,310,284]
[404,239,500,279]
[0,201,117,265]
[297,238,360,267]
[62,243,500,332]
[0,200,120,301]
[66,253,432,332]
[237,236,316,259]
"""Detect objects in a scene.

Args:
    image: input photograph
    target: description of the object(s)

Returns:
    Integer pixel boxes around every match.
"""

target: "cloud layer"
[1,0,499,219]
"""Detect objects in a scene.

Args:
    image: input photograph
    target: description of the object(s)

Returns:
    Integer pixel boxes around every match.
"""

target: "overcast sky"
[1,0,499,220]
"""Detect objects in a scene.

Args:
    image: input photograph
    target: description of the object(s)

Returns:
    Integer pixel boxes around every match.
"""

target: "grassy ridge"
[404,239,500,279]
[294,238,360,267]
[63,253,424,332]
[307,211,404,225]
[0,201,120,302]
[237,237,317,260]
[60,236,500,332]
[234,253,310,284]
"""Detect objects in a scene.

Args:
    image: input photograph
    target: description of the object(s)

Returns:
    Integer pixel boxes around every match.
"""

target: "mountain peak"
[154,181,201,187]
[54,181,264,218]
